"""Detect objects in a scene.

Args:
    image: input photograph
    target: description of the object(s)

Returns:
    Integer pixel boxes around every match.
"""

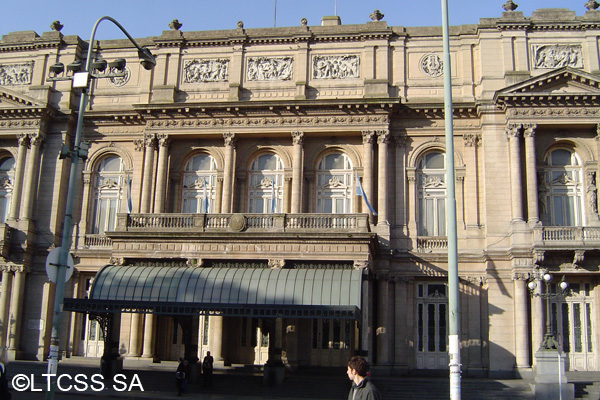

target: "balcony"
[113,213,370,234]
[104,213,375,262]
[417,236,448,252]
[532,226,600,250]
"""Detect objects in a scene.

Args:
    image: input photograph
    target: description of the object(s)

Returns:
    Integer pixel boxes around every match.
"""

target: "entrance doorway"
[552,281,596,371]
[416,282,449,369]
[310,319,354,367]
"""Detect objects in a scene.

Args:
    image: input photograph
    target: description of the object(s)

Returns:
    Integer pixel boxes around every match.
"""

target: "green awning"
[64,265,362,320]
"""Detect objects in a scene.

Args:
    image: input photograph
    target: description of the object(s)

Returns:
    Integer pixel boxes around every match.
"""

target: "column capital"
[506,123,522,139]
[144,133,156,148]
[511,272,530,281]
[223,132,236,147]
[291,131,304,146]
[463,133,481,147]
[394,134,409,148]
[523,123,537,138]
[133,139,145,152]
[361,130,375,144]
[0,263,26,273]
[157,133,170,147]
[463,275,488,286]
[376,130,390,144]
[16,133,29,146]
[268,259,286,269]
[28,132,45,146]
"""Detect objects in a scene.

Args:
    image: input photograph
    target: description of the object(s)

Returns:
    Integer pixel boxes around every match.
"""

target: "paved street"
[1,357,546,400]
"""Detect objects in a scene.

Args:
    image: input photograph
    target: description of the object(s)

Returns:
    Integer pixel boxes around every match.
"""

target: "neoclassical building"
[0,2,600,377]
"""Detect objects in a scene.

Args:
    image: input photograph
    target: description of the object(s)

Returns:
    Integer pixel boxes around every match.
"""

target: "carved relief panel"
[312,55,360,79]
[0,62,33,85]
[183,59,229,83]
[533,45,583,69]
[247,56,293,81]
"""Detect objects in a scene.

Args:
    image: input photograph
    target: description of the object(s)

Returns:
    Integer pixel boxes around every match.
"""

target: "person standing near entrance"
[176,357,186,396]
[202,351,214,387]
[346,356,380,400]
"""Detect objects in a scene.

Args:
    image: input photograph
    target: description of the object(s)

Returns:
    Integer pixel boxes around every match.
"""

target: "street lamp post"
[527,271,572,400]
[45,16,155,400]
[527,272,569,350]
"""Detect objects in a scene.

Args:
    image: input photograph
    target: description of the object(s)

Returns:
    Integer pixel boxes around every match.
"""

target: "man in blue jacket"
[346,356,381,400]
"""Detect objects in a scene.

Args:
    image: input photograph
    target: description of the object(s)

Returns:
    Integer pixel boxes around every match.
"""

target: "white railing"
[84,234,113,248]
[532,226,600,246]
[114,213,369,234]
[417,236,448,251]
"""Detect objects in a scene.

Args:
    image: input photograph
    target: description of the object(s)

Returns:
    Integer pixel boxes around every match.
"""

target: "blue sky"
[0,1,587,40]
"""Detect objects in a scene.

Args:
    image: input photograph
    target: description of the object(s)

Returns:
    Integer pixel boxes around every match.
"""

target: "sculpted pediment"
[495,67,600,107]
[0,87,47,110]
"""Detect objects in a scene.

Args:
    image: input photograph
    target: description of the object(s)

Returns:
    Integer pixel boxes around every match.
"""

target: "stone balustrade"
[112,213,370,234]
[84,234,113,248]
[417,236,448,251]
[532,226,600,248]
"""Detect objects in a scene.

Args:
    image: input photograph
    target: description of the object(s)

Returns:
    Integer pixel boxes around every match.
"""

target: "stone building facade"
[0,3,600,377]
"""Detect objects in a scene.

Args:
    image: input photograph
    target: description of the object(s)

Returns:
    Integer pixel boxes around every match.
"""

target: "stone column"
[463,133,481,228]
[154,133,170,213]
[406,168,417,245]
[291,131,304,214]
[140,133,156,214]
[376,275,394,365]
[8,134,29,220]
[513,272,531,369]
[506,124,524,222]
[361,131,375,222]
[0,269,12,346]
[128,313,142,357]
[141,313,155,359]
[377,130,389,226]
[208,316,224,362]
[523,123,539,225]
[215,177,223,213]
[221,133,236,214]
[8,267,26,359]
[22,133,44,220]
[394,134,408,229]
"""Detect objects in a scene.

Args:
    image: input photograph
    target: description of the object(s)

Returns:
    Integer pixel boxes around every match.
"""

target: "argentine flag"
[355,171,377,216]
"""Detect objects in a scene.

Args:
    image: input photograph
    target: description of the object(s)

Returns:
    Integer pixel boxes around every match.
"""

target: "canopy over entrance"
[64,265,362,320]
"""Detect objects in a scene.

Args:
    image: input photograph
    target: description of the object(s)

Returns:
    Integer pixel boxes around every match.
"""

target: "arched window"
[182,154,217,213]
[248,153,283,213]
[417,151,446,236]
[0,157,15,223]
[90,156,126,234]
[316,153,353,214]
[540,148,584,226]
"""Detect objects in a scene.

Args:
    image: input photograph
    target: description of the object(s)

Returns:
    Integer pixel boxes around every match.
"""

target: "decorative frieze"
[0,62,33,86]
[464,276,488,286]
[533,44,583,69]
[0,120,41,129]
[420,54,443,77]
[145,114,389,129]
[247,57,293,81]
[183,59,229,83]
[511,107,600,118]
[312,55,359,79]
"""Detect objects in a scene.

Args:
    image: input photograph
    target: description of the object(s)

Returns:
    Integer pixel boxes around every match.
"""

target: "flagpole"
[274,0,277,27]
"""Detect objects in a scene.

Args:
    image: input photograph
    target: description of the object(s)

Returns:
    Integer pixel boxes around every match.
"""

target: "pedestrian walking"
[0,347,11,400]
[176,357,186,396]
[346,356,380,400]
[202,351,214,387]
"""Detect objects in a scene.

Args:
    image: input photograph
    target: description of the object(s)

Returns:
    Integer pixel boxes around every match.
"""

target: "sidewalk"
[6,357,542,400]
